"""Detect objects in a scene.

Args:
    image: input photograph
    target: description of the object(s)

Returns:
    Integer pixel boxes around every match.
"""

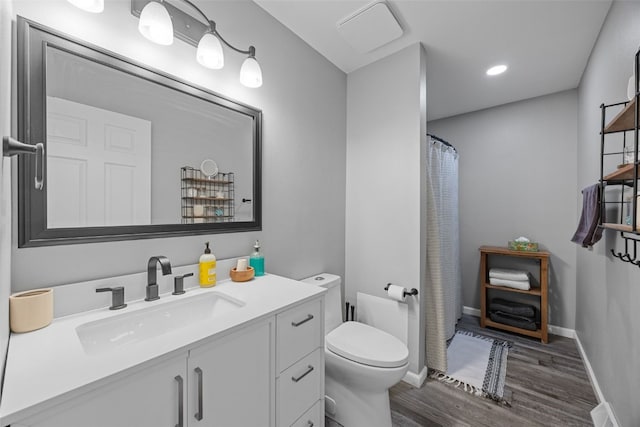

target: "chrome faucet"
[146,256,172,301]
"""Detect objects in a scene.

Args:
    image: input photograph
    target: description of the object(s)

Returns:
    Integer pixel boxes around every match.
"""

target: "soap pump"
[249,240,265,276]
[199,242,217,287]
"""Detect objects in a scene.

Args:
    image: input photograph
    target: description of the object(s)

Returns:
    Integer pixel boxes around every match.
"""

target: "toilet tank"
[301,273,342,333]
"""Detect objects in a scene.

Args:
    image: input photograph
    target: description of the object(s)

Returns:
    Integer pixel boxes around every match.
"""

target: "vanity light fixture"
[67,0,104,13]
[486,64,508,76]
[136,0,262,87]
[67,0,263,88]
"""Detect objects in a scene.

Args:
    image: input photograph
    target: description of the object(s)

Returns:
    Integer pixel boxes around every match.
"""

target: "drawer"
[277,348,322,427]
[277,299,322,372]
[290,400,321,427]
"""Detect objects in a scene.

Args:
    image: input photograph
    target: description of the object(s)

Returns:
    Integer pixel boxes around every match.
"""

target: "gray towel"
[489,298,536,318]
[490,311,538,331]
[571,184,603,248]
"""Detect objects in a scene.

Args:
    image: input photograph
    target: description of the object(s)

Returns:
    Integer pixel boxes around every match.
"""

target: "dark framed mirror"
[17,17,262,247]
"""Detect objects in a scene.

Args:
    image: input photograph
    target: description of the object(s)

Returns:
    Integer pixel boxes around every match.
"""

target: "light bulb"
[486,64,507,76]
[67,0,104,13]
[240,56,263,88]
[197,33,224,70]
[138,1,173,46]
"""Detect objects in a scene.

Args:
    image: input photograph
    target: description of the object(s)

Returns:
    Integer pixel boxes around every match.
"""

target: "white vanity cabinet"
[276,299,325,427]
[1,278,326,427]
[15,354,188,427]
[187,319,274,427]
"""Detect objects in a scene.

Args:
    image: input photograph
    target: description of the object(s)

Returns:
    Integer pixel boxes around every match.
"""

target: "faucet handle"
[173,273,194,295]
[96,287,127,310]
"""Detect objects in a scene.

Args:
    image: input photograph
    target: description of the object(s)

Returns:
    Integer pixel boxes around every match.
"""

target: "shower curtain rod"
[427,133,457,152]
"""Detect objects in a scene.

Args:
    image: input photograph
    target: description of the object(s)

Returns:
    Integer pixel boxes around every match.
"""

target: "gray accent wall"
[10,1,346,290]
[428,90,579,329]
[576,1,640,426]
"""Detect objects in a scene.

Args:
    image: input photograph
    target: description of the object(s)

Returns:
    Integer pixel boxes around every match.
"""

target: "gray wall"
[576,1,640,426]
[428,90,578,329]
[10,1,346,290]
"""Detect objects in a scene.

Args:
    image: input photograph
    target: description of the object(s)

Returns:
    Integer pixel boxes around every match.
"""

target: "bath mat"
[430,330,510,402]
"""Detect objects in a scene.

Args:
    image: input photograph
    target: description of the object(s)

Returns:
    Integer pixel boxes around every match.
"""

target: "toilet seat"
[326,322,409,368]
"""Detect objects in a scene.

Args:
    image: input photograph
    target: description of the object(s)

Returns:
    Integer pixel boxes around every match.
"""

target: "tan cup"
[9,288,53,333]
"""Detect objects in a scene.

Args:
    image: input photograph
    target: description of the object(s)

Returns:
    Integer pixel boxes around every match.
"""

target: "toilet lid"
[326,322,409,368]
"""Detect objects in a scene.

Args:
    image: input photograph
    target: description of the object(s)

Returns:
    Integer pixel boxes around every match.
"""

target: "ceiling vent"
[336,2,403,53]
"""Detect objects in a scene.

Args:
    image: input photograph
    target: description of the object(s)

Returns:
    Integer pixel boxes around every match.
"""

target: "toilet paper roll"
[236,258,248,271]
[386,284,407,302]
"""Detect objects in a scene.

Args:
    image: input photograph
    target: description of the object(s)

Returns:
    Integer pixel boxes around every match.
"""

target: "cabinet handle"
[291,314,314,327]
[175,375,184,427]
[195,367,204,421]
[291,365,314,382]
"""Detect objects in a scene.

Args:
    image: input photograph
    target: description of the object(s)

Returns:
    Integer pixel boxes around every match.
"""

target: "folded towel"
[489,311,538,331]
[571,184,603,248]
[489,298,536,318]
[489,277,531,290]
[489,268,529,281]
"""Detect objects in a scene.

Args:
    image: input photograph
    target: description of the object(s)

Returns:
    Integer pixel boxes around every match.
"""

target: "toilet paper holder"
[384,283,418,297]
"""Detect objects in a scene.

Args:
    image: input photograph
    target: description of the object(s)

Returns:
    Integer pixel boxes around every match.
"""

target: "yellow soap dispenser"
[199,242,217,287]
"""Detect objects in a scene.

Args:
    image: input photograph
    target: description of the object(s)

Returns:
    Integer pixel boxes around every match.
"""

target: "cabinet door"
[19,354,187,427]
[188,319,274,427]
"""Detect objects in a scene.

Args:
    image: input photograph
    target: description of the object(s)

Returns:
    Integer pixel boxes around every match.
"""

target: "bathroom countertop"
[0,274,325,425]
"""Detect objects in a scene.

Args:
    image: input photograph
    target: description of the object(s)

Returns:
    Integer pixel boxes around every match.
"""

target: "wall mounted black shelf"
[599,47,640,265]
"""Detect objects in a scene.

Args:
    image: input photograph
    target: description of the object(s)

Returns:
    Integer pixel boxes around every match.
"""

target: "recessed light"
[486,64,508,76]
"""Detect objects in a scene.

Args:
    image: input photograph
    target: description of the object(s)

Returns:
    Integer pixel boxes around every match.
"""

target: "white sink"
[76,292,245,355]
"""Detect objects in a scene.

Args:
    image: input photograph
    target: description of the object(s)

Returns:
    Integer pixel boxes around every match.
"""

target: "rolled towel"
[489,277,531,290]
[490,311,538,331]
[489,268,529,281]
[489,298,536,318]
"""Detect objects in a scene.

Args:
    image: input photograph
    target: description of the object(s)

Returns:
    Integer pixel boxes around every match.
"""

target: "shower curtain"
[424,136,462,373]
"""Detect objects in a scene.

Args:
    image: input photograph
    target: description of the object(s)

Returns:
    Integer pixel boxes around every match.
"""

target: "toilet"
[302,274,409,427]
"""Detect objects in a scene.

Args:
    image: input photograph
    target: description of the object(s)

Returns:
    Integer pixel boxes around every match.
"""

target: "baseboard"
[547,324,576,338]
[402,366,428,388]
[463,306,577,339]
[574,332,606,404]
[575,332,621,427]
[462,306,480,317]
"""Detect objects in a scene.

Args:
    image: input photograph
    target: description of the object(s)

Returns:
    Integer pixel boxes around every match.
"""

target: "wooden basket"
[230,266,255,282]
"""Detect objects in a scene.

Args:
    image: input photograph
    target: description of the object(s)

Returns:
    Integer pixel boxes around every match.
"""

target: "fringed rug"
[430,330,510,403]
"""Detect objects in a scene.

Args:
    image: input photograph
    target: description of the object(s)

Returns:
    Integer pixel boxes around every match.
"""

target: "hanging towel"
[488,277,531,290]
[571,184,603,248]
[489,268,529,281]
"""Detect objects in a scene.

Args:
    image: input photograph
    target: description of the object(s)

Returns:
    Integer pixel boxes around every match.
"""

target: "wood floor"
[388,315,598,427]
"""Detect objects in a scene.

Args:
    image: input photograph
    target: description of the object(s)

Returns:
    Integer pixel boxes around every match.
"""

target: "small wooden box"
[230,266,255,282]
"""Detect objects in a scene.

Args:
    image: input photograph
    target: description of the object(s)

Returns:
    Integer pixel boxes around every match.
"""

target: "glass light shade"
[138,1,173,46]
[67,0,104,13]
[240,57,263,88]
[197,33,224,70]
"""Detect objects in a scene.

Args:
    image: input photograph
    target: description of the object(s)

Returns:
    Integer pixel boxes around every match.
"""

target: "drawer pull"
[307,421,314,427]
[195,367,204,421]
[291,365,314,382]
[175,375,184,427]
[291,314,314,327]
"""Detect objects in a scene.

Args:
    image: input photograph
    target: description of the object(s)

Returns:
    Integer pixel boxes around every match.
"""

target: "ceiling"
[254,0,612,120]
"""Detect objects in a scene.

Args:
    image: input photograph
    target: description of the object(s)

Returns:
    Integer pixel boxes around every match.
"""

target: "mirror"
[17,17,262,247]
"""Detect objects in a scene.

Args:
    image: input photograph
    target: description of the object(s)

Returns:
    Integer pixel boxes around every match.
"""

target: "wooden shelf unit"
[603,98,636,134]
[479,246,549,343]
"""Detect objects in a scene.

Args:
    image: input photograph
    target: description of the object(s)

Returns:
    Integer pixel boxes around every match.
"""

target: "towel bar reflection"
[3,136,45,190]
